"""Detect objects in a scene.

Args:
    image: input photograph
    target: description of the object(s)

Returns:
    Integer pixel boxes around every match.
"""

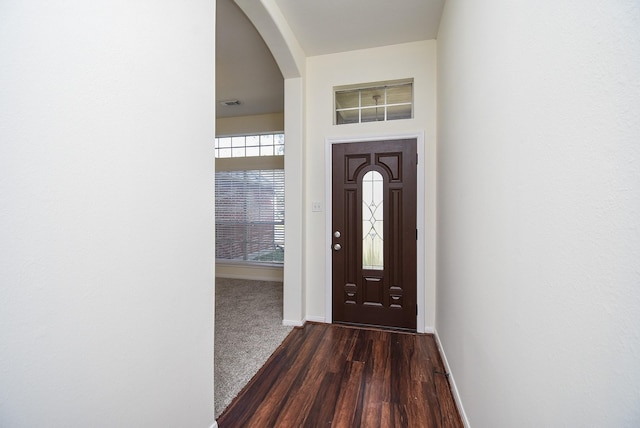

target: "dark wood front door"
[332,139,417,331]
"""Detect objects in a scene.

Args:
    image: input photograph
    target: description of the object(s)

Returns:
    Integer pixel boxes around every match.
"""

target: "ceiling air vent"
[220,99,241,106]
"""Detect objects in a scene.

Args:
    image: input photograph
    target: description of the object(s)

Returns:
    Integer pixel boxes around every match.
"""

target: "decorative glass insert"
[215,133,284,158]
[335,79,413,125]
[362,170,384,270]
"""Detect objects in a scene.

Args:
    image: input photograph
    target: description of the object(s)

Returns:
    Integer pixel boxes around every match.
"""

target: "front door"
[331,139,417,331]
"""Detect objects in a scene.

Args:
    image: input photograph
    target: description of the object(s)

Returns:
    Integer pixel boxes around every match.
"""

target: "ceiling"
[215,0,284,118]
[216,0,445,119]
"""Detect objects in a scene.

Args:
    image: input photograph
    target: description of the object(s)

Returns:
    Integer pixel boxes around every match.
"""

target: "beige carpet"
[214,277,293,417]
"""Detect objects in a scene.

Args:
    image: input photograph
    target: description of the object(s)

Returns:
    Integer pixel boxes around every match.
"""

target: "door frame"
[325,132,426,333]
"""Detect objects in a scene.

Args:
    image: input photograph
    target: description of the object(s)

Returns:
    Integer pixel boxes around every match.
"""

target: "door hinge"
[416,305,419,316]
[416,153,418,165]
[416,229,418,240]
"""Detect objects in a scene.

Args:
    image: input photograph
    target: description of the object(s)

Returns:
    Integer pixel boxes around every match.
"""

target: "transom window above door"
[334,79,413,125]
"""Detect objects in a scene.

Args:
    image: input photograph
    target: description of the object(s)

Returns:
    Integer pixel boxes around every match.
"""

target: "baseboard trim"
[215,263,283,282]
[282,319,304,327]
[433,329,470,427]
[210,421,218,428]
[305,316,326,324]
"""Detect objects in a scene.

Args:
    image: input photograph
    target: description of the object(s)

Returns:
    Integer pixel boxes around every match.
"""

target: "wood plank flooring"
[217,323,463,427]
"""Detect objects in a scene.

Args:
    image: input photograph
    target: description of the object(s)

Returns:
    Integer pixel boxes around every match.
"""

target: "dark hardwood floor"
[217,322,463,427]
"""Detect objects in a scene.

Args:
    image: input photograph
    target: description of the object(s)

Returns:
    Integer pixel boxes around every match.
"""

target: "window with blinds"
[215,169,284,265]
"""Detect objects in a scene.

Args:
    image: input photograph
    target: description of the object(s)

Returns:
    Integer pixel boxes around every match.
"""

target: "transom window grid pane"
[362,170,384,270]
[335,81,413,125]
[215,133,284,158]
[215,169,284,265]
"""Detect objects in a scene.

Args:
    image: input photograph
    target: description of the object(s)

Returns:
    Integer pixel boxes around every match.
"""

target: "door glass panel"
[362,170,384,270]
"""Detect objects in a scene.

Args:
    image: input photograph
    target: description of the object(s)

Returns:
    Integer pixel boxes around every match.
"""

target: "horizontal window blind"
[215,169,284,265]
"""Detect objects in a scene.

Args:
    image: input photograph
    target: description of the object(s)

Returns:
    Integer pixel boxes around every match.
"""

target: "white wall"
[0,1,216,427]
[233,0,307,326]
[216,112,284,136]
[437,1,640,426]
[283,76,306,326]
[305,41,438,329]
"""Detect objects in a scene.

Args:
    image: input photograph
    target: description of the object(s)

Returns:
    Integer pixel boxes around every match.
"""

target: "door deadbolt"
[333,243,342,251]
[334,230,341,238]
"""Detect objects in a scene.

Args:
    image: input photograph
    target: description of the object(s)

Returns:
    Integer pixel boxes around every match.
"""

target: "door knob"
[334,231,341,238]
[333,243,342,251]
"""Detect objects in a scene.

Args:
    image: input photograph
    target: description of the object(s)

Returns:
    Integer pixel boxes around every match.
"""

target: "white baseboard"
[210,422,218,428]
[215,263,283,282]
[282,316,326,327]
[433,329,470,427]
[282,319,304,327]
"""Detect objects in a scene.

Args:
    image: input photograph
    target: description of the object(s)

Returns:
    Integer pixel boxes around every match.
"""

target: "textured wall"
[437,0,640,426]
[0,1,215,426]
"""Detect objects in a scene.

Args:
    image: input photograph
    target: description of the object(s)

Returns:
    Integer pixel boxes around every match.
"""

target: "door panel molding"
[324,132,426,332]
